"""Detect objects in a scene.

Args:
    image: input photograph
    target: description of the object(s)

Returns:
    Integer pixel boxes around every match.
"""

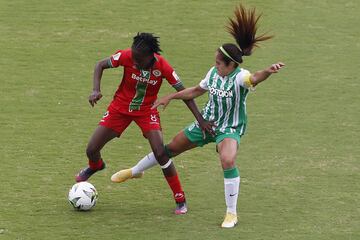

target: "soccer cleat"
[110,168,144,183]
[75,161,106,182]
[174,201,188,215]
[221,212,238,228]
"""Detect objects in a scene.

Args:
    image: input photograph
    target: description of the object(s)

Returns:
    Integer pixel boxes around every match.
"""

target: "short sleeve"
[235,69,253,89]
[199,67,215,90]
[109,49,130,68]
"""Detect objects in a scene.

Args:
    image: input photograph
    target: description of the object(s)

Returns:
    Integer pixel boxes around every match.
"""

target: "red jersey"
[108,48,183,116]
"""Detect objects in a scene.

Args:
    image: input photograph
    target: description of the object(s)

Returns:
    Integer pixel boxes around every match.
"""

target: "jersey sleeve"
[161,59,184,91]
[109,50,129,68]
[199,67,214,90]
[235,69,253,89]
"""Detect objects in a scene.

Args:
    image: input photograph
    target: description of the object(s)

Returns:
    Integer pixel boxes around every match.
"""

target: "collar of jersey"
[227,67,241,78]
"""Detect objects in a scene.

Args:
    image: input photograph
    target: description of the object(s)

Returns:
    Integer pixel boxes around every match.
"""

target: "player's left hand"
[268,62,285,73]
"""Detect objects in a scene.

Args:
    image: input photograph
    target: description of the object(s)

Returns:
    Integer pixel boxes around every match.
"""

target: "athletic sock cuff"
[89,159,103,170]
[160,159,172,169]
[223,167,240,179]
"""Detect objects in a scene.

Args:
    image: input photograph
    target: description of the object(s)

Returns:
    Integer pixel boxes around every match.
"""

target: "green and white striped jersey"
[199,66,252,135]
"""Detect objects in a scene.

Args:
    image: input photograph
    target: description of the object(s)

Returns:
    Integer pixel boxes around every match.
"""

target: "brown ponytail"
[226,4,273,56]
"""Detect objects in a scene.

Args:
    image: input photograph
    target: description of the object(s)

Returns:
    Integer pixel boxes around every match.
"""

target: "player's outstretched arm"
[152,85,206,110]
[89,58,112,107]
[250,62,285,87]
[176,85,216,137]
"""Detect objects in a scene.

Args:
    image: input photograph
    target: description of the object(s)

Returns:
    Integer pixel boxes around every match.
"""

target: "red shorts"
[99,106,161,137]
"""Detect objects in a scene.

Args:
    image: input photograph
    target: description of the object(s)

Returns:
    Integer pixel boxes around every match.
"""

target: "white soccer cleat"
[111,169,144,183]
[221,212,238,228]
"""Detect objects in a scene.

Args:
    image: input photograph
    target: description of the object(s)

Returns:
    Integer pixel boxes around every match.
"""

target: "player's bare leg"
[75,126,118,182]
[165,131,197,157]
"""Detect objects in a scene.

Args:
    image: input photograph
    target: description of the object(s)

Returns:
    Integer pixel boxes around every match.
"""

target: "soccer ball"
[68,182,98,211]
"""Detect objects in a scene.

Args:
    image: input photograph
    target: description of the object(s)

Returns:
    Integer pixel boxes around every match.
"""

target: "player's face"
[132,48,154,70]
[215,51,236,77]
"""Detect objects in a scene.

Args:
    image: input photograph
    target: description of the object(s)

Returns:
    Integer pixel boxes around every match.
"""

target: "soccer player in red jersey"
[75,32,214,214]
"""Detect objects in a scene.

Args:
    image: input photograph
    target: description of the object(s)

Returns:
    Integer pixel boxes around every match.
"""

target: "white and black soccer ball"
[68,182,98,211]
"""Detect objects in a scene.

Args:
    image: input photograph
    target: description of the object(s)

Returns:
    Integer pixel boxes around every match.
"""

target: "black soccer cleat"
[75,161,106,182]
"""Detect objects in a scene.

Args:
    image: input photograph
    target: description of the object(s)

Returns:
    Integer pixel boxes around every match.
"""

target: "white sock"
[224,176,240,215]
[131,152,158,175]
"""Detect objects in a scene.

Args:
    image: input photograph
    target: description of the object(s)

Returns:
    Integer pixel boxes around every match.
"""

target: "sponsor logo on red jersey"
[131,73,158,85]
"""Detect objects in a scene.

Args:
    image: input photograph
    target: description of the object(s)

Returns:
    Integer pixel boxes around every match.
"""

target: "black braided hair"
[132,32,162,55]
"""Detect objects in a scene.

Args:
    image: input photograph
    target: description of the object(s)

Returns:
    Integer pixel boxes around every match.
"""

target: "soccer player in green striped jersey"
[111,5,285,227]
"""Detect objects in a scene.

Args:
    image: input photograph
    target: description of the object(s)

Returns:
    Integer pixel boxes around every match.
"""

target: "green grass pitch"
[0,0,359,239]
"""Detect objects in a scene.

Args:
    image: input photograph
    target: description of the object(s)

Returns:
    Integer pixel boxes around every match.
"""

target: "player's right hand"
[199,119,216,139]
[151,95,172,110]
[89,90,103,107]
[267,62,285,73]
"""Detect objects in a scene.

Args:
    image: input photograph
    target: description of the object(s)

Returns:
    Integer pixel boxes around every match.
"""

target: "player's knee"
[220,156,236,169]
[166,141,182,157]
